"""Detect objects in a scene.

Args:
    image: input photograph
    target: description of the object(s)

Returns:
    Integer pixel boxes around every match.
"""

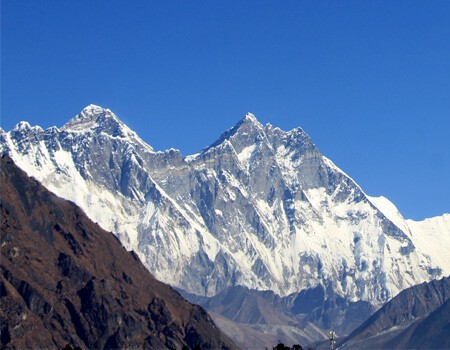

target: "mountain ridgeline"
[340,276,450,349]
[1,105,449,337]
[0,155,236,349]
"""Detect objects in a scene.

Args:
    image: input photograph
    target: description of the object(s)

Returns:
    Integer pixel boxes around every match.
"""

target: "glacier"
[1,104,449,307]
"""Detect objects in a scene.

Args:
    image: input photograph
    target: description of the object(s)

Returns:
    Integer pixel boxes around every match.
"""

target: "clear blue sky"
[1,1,449,220]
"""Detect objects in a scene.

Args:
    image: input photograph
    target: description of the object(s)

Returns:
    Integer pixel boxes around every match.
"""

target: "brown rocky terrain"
[0,155,237,349]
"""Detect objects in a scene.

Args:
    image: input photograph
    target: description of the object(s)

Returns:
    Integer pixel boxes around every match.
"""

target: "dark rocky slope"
[339,276,450,349]
[0,155,237,349]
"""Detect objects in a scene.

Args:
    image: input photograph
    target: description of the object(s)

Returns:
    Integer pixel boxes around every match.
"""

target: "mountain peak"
[240,112,262,128]
[205,112,264,151]
[12,121,32,131]
[81,103,106,115]
[11,121,43,134]
[62,104,126,136]
[243,112,258,123]
[60,105,155,152]
[64,104,118,125]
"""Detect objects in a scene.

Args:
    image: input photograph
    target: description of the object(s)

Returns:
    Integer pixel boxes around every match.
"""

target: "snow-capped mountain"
[1,105,448,306]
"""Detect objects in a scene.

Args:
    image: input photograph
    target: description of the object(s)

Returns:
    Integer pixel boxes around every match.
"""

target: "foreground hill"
[0,155,237,349]
[339,276,450,349]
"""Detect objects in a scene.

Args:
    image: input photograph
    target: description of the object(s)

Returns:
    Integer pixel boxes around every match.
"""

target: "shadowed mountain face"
[339,276,450,349]
[180,285,293,326]
[0,156,237,349]
[178,285,329,349]
[178,284,374,348]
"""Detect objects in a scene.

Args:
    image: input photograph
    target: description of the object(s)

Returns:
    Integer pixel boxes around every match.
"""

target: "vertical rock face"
[1,105,449,306]
[0,155,237,349]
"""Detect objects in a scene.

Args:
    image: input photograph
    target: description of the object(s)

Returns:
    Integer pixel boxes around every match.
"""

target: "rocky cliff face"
[1,105,449,306]
[0,155,237,349]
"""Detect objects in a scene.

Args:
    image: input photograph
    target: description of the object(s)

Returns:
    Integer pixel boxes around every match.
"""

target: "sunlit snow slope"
[1,105,448,306]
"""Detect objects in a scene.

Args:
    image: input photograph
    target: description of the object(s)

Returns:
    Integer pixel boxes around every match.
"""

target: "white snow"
[236,144,256,172]
[368,195,411,234]
[406,214,450,273]
[244,112,259,124]
[185,152,200,163]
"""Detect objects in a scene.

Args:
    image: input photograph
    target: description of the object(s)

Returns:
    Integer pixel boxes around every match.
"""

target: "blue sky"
[1,1,449,220]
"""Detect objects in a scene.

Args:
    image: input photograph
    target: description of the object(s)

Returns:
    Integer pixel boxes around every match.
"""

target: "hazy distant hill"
[339,276,450,349]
